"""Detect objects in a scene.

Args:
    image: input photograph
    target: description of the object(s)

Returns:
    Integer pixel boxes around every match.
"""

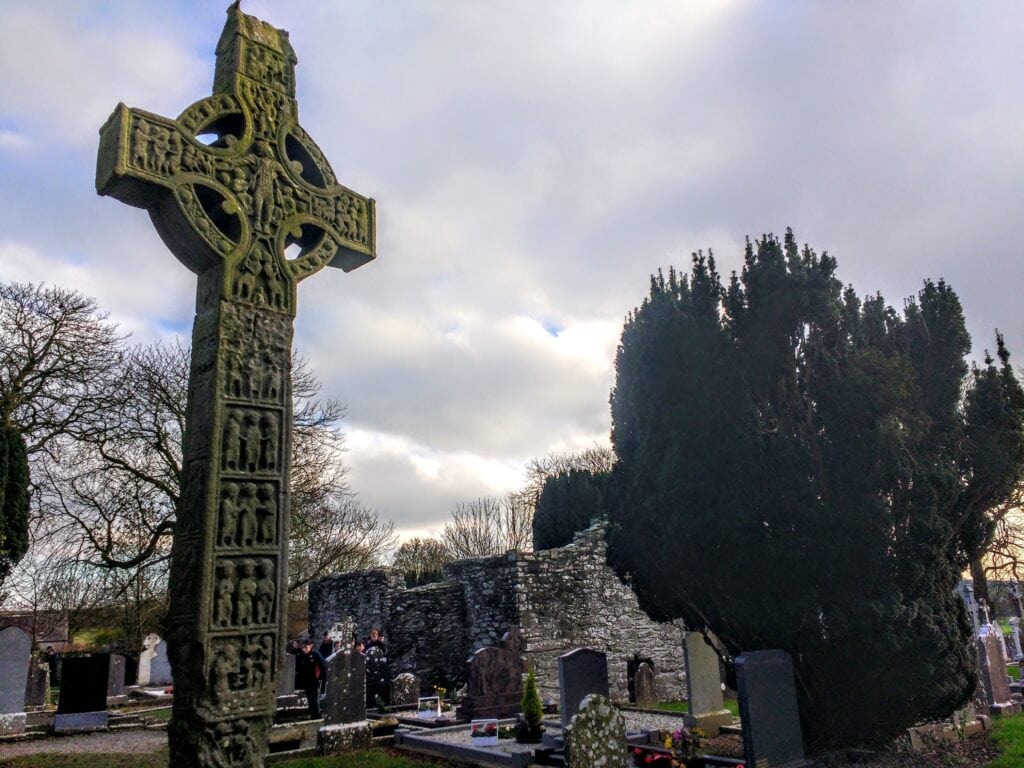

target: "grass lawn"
[1008,664,1021,681]
[987,711,1024,768]
[0,749,450,768]
[656,699,740,716]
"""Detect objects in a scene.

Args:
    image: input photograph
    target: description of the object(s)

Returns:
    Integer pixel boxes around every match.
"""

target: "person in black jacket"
[287,638,327,719]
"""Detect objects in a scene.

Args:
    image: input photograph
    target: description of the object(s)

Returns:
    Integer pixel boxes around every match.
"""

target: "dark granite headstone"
[55,654,111,732]
[391,672,419,706]
[458,627,524,720]
[324,650,365,724]
[107,653,127,697]
[558,647,609,728]
[0,626,32,735]
[634,661,657,709]
[365,644,391,708]
[735,649,811,768]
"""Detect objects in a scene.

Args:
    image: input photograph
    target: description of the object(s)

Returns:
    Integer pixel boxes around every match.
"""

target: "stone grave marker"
[138,633,159,686]
[56,654,112,731]
[107,653,127,700]
[458,626,524,719]
[558,647,609,728]
[563,693,629,768]
[977,625,1021,715]
[391,672,419,706]
[318,646,371,754]
[634,661,657,709]
[25,662,49,709]
[365,644,391,708]
[96,4,376,765]
[1010,617,1024,662]
[735,649,812,768]
[150,639,174,686]
[0,626,32,735]
[683,630,732,734]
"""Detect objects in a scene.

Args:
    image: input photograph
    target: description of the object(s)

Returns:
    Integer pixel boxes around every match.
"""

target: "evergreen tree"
[532,468,608,550]
[0,423,29,585]
[607,231,1024,751]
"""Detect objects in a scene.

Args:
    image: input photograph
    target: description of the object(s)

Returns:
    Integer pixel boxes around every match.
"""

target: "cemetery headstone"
[683,630,733,734]
[633,661,656,709]
[1010,617,1024,662]
[563,693,629,768]
[277,652,297,696]
[977,625,1022,715]
[558,647,609,728]
[365,644,391,708]
[1011,581,1024,619]
[0,626,32,735]
[458,626,524,720]
[107,653,127,700]
[324,650,366,723]
[391,672,419,706]
[735,649,812,768]
[138,633,159,686]
[957,580,980,634]
[150,640,174,686]
[96,4,376,765]
[317,647,371,754]
[25,662,49,709]
[55,653,112,731]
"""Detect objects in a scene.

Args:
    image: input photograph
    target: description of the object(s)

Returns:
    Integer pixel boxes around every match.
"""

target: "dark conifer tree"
[607,230,1024,750]
[0,422,29,585]
[533,468,608,550]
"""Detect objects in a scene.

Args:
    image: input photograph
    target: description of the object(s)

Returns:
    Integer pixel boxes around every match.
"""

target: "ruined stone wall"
[307,521,686,704]
[517,522,686,705]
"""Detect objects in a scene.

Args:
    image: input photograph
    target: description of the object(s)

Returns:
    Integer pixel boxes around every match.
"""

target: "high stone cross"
[96,5,376,767]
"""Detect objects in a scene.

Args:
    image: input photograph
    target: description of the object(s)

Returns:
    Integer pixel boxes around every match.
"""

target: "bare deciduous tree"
[392,537,452,585]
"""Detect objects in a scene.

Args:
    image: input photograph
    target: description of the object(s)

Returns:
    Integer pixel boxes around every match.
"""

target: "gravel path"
[0,729,167,759]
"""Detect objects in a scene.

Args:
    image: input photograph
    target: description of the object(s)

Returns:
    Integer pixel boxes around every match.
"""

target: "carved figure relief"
[232,240,287,310]
[205,633,276,722]
[221,306,291,404]
[222,408,281,473]
[212,557,277,628]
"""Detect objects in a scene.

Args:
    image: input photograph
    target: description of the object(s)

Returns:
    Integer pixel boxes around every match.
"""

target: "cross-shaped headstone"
[96,5,375,766]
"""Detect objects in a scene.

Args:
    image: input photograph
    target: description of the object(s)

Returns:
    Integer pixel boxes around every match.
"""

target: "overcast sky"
[2,1,1022,542]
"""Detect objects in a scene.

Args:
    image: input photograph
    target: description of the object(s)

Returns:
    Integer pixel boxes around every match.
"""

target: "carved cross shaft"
[96,6,375,767]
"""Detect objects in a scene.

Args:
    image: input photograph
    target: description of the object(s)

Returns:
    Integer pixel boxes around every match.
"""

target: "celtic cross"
[96,5,375,766]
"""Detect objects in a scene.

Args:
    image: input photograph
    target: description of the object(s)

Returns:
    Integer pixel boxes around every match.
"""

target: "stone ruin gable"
[307,521,686,703]
[519,521,686,706]
[443,551,520,653]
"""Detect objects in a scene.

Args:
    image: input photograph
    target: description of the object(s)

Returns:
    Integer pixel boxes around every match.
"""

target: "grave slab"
[736,649,812,768]
[558,647,609,728]
[683,630,732,734]
[0,626,32,735]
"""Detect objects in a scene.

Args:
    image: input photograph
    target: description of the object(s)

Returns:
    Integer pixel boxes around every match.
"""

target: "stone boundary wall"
[308,521,686,703]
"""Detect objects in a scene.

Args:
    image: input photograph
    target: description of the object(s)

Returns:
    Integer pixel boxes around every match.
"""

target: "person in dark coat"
[287,638,327,719]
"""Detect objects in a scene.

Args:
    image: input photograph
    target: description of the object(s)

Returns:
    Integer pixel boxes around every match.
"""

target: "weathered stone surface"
[458,627,524,719]
[96,4,375,766]
[559,648,609,728]
[633,662,656,709]
[324,649,365,724]
[365,644,390,708]
[107,654,126,697]
[978,625,1022,715]
[309,521,686,705]
[736,649,811,768]
[563,693,629,768]
[391,672,419,706]
[25,663,49,708]
[683,631,731,734]
[317,720,372,755]
[0,627,31,734]
[138,633,159,686]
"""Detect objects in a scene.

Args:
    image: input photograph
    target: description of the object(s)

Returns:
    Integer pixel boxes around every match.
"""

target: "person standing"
[287,638,326,719]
